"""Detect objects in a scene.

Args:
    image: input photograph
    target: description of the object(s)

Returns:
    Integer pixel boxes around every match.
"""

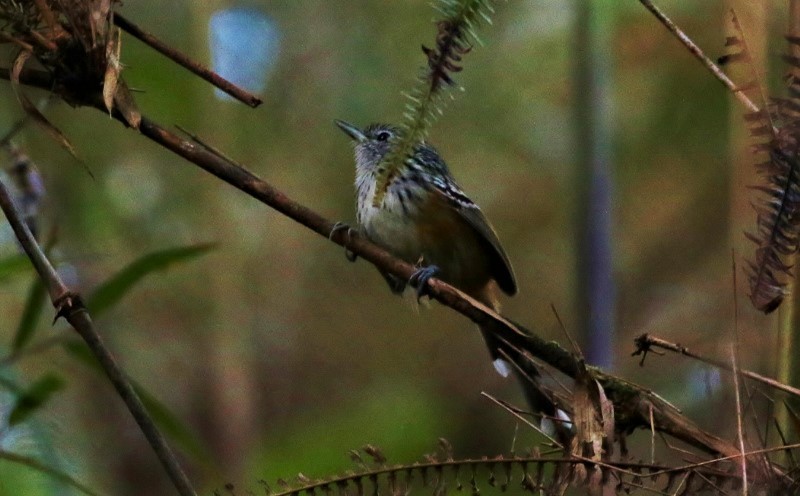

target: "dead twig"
[633,333,800,399]
[731,345,749,494]
[637,0,762,115]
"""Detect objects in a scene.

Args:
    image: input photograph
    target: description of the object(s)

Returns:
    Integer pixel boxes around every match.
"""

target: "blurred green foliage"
[0,0,791,495]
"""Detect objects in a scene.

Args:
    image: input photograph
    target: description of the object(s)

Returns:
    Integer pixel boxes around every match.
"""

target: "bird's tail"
[474,287,568,438]
[478,320,558,416]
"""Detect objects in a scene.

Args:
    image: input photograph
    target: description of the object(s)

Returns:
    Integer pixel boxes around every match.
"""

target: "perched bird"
[334,119,523,374]
[335,119,567,435]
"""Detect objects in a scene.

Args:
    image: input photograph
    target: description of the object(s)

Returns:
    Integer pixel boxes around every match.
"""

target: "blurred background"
[0,0,792,494]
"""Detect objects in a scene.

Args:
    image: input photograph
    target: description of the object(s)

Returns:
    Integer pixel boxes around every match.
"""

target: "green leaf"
[0,449,100,496]
[136,383,211,464]
[9,373,65,426]
[86,243,216,318]
[0,253,30,284]
[11,277,47,352]
[0,375,22,394]
[63,340,211,464]
[62,340,101,372]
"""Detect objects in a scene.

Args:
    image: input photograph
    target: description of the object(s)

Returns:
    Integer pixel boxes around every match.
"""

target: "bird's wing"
[416,146,517,296]
[455,203,518,296]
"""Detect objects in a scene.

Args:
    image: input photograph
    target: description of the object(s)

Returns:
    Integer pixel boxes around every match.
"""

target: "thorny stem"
[0,182,67,302]
[0,180,197,496]
[266,453,737,496]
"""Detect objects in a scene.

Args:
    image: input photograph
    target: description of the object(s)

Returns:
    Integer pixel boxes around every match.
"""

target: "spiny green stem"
[372,0,494,207]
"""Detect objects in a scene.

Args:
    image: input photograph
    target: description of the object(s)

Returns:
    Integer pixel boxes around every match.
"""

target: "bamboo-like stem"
[777,0,800,463]
[573,0,615,369]
[0,180,197,496]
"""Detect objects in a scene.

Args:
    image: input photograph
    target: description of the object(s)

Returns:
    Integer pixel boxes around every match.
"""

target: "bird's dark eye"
[376,131,391,142]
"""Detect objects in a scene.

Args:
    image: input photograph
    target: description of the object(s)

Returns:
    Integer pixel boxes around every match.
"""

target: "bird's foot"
[329,221,357,262]
[328,221,351,240]
[409,264,439,302]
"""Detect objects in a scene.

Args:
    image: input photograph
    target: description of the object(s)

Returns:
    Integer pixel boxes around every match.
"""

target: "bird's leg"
[329,221,357,262]
[409,259,440,302]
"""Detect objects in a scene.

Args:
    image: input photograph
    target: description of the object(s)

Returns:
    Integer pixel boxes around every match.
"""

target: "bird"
[334,119,524,375]
[334,120,568,436]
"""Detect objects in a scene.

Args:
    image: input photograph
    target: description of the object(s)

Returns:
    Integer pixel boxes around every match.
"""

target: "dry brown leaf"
[102,27,122,115]
[91,0,110,45]
[11,50,79,158]
[34,0,58,34]
[570,363,614,462]
[113,80,141,129]
[596,378,615,457]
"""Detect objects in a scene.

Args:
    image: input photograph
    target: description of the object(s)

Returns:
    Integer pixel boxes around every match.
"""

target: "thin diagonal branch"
[0,179,197,496]
[638,0,761,114]
[113,13,262,108]
[132,115,755,463]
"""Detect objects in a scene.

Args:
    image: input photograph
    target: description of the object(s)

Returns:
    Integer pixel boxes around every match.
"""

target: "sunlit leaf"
[0,254,30,284]
[86,243,216,317]
[8,373,65,426]
[12,277,47,352]
[0,449,100,496]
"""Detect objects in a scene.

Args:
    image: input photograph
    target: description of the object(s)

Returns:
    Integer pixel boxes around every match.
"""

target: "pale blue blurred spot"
[688,365,722,402]
[209,7,280,101]
[56,262,79,289]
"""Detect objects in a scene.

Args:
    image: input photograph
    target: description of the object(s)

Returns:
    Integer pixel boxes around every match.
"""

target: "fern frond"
[717,11,800,313]
[260,445,744,496]
[734,21,800,313]
[371,0,496,207]
[745,126,800,313]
